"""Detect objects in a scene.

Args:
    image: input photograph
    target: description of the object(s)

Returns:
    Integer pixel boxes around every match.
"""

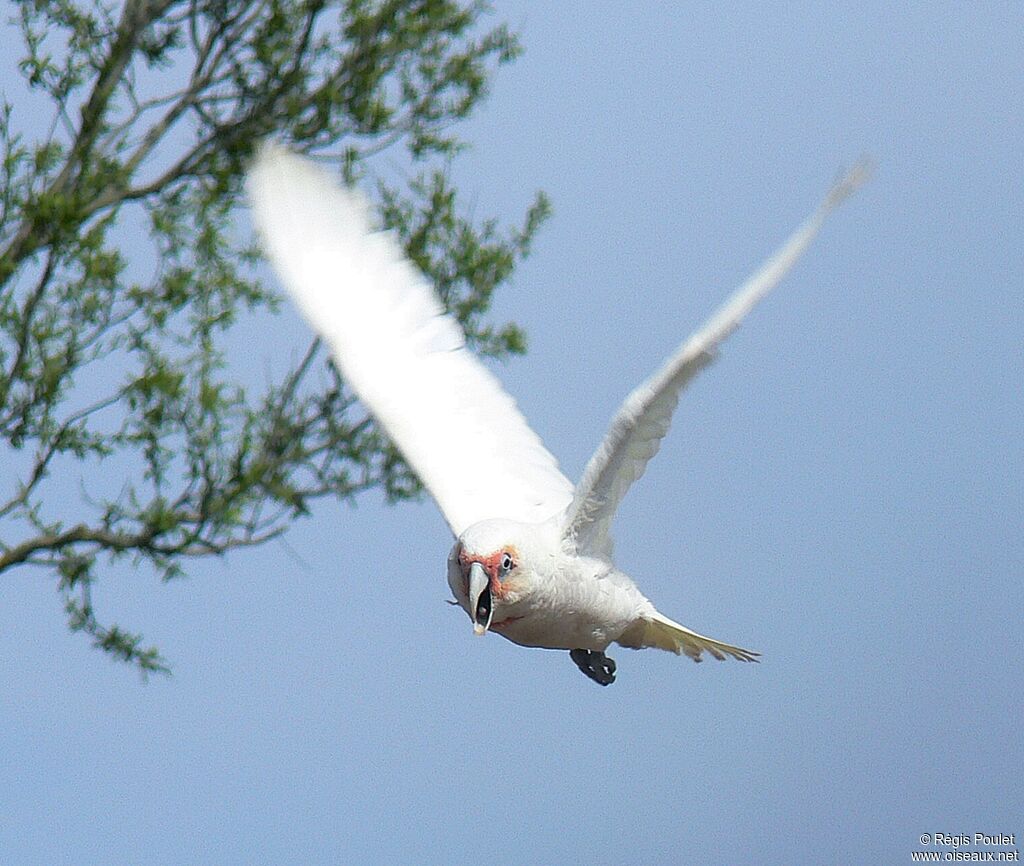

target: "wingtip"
[246,139,291,217]
[245,141,375,250]
[824,156,874,211]
[248,136,286,177]
[253,136,284,164]
[246,139,310,201]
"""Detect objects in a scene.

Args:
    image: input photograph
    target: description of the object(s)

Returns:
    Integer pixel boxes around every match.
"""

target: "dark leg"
[569,648,617,686]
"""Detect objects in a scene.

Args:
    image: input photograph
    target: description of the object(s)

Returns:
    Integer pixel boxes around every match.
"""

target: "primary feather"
[246,144,574,536]
[564,163,872,558]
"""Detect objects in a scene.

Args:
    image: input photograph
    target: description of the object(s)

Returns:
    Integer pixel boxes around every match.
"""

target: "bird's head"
[447,517,559,635]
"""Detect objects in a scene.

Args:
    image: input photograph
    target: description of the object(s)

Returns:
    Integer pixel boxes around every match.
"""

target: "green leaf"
[0,0,547,677]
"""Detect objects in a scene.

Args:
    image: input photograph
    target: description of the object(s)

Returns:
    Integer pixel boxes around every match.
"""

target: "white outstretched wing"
[564,165,870,558]
[247,145,574,537]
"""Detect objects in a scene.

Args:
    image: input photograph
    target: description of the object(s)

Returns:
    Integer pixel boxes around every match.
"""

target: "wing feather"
[565,164,870,557]
[247,145,574,537]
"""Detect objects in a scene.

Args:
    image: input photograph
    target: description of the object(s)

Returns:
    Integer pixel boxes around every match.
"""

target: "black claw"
[570,648,617,686]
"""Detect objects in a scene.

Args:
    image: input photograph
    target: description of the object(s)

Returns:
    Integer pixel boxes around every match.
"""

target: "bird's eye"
[500,552,514,572]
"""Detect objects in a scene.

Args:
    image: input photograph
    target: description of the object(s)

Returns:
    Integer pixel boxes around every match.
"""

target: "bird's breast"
[487,571,642,652]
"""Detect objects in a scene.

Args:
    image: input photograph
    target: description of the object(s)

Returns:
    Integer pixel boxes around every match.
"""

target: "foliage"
[0,0,550,674]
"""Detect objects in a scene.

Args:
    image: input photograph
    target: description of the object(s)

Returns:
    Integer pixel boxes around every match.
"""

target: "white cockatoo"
[247,145,866,685]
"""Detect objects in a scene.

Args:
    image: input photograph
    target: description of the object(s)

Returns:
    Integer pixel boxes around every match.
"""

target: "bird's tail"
[617,611,760,663]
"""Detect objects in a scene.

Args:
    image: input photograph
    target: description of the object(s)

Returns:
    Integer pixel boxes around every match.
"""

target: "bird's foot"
[570,649,616,686]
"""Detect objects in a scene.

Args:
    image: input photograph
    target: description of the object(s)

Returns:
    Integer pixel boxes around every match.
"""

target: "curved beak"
[468,561,493,635]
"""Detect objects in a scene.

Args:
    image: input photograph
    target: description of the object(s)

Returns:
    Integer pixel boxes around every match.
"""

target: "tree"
[0,0,550,674]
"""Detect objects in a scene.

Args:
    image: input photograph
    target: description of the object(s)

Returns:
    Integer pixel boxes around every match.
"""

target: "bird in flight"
[248,145,866,685]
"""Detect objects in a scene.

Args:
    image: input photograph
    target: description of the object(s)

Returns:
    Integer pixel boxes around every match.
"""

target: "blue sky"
[2,4,1021,865]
